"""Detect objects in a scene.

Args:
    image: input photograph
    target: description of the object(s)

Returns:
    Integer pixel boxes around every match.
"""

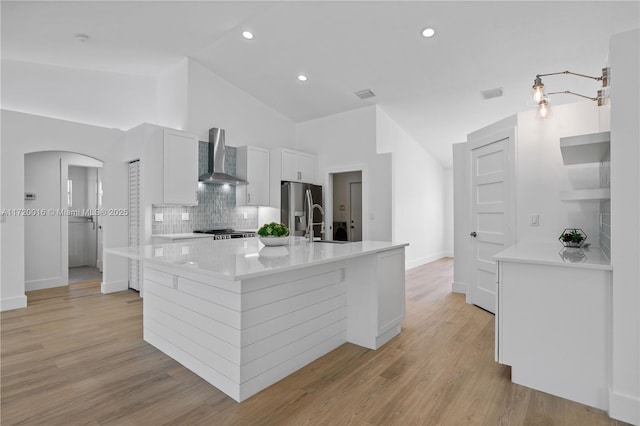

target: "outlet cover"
[154,213,164,222]
[182,212,190,221]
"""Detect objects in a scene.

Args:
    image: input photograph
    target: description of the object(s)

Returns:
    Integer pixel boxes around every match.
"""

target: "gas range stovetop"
[193,229,256,240]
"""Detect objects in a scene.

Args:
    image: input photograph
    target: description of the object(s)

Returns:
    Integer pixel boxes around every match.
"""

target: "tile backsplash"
[152,142,259,234]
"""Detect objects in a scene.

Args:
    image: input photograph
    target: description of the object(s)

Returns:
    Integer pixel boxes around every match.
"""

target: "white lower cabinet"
[496,258,612,410]
[347,247,406,349]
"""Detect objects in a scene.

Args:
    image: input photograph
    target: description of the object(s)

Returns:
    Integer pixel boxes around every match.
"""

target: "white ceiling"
[2,1,638,166]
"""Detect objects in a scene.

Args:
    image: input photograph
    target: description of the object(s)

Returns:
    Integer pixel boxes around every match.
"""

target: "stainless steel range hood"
[198,128,247,185]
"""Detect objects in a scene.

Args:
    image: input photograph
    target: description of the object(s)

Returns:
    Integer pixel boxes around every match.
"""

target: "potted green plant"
[257,222,290,246]
[558,228,587,248]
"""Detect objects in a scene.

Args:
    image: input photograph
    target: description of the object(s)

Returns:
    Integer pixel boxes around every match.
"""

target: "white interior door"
[469,128,515,313]
[350,182,362,241]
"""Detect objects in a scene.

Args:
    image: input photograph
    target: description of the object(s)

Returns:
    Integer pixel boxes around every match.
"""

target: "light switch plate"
[530,214,539,226]
[154,213,164,222]
[181,212,189,221]
[181,246,189,255]
[154,248,164,256]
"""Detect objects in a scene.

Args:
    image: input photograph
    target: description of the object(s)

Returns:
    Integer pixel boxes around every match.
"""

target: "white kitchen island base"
[108,238,406,402]
[495,243,612,411]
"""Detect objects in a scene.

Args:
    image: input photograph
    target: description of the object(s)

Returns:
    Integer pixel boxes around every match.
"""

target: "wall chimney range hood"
[199,128,247,185]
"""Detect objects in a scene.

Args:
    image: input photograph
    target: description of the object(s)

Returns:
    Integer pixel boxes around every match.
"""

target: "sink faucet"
[305,189,325,242]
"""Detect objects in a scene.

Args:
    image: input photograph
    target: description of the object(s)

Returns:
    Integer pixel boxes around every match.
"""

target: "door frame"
[349,181,363,241]
[466,127,517,309]
[323,164,369,241]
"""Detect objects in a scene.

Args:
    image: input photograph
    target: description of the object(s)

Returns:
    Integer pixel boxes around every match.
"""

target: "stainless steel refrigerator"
[281,182,323,238]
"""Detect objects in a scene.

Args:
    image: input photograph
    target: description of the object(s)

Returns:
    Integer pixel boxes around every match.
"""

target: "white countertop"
[494,242,612,271]
[106,237,408,281]
[151,233,215,240]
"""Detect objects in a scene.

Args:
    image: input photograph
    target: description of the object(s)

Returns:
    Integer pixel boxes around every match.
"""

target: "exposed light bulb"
[242,31,254,40]
[537,99,551,119]
[297,74,308,82]
[532,76,545,103]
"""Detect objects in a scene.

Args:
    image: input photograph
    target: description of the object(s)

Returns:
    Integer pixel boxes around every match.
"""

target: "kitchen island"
[106,237,407,401]
[494,242,612,410]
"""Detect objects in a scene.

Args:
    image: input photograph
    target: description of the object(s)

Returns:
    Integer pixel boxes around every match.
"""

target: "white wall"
[296,106,392,243]
[24,152,66,289]
[609,28,639,425]
[1,110,129,311]
[156,59,189,131]
[186,59,295,148]
[515,102,605,246]
[377,107,447,268]
[1,60,157,130]
[443,167,454,257]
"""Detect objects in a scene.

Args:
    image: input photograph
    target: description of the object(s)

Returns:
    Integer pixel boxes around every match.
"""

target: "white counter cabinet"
[495,242,612,410]
[107,237,407,402]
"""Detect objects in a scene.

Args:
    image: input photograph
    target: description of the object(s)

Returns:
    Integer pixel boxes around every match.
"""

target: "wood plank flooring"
[1,258,625,425]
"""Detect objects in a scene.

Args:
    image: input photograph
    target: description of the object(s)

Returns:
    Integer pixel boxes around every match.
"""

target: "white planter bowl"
[258,236,290,247]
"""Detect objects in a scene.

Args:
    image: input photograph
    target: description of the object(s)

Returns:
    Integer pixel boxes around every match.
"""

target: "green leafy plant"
[561,231,584,243]
[257,222,289,237]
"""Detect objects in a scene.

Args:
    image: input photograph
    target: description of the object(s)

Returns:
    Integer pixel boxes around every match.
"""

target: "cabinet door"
[163,130,198,205]
[297,152,316,183]
[247,147,270,205]
[376,248,405,336]
[281,149,300,182]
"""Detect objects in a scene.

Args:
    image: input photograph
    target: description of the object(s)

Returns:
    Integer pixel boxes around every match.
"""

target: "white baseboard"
[609,390,640,425]
[1,295,28,311]
[405,252,447,270]
[26,277,67,291]
[101,279,128,294]
[452,281,467,294]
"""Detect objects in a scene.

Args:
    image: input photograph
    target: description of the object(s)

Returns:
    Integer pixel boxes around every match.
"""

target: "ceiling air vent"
[481,87,503,100]
[355,89,376,100]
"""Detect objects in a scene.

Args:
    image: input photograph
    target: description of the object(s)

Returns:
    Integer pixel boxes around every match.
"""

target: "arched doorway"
[24,151,104,291]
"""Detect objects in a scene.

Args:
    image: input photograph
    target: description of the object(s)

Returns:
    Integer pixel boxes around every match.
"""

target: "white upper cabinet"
[275,148,316,183]
[236,146,270,206]
[163,129,199,205]
[142,126,198,206]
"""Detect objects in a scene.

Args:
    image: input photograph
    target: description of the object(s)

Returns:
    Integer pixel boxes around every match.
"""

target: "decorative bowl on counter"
[257,222,290,246]
[558,228,587,248]
[259,236,290,247]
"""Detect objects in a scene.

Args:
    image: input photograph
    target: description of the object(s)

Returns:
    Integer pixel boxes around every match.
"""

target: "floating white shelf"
[560,131,610,165]
[560,188,611,201]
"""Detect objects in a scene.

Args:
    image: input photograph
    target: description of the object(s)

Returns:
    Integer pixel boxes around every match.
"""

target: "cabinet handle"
[247,193,251,203]
[470,231,477,237]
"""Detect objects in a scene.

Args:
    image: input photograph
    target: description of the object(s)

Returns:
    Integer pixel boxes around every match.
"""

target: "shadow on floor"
[68,266,102,283]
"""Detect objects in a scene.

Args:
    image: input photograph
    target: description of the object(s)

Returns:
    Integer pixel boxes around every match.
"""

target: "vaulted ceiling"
[2,1,638,166]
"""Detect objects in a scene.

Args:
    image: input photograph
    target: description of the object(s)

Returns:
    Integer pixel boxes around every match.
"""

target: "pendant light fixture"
[531,68,609,118]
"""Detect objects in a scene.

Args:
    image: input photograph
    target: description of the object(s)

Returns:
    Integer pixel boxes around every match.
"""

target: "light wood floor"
[1,258,625,425]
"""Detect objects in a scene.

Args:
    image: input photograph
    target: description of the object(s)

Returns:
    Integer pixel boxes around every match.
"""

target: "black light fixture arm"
[546,90,599,102]
[535,70,604,82]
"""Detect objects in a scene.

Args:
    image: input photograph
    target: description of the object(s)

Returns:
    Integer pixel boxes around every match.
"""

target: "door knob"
[470,231,477,237]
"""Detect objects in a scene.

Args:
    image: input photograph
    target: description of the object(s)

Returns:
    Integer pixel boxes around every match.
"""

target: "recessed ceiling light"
[297,74,308,82]
[242,31,254,40]
[421,28,436,38]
